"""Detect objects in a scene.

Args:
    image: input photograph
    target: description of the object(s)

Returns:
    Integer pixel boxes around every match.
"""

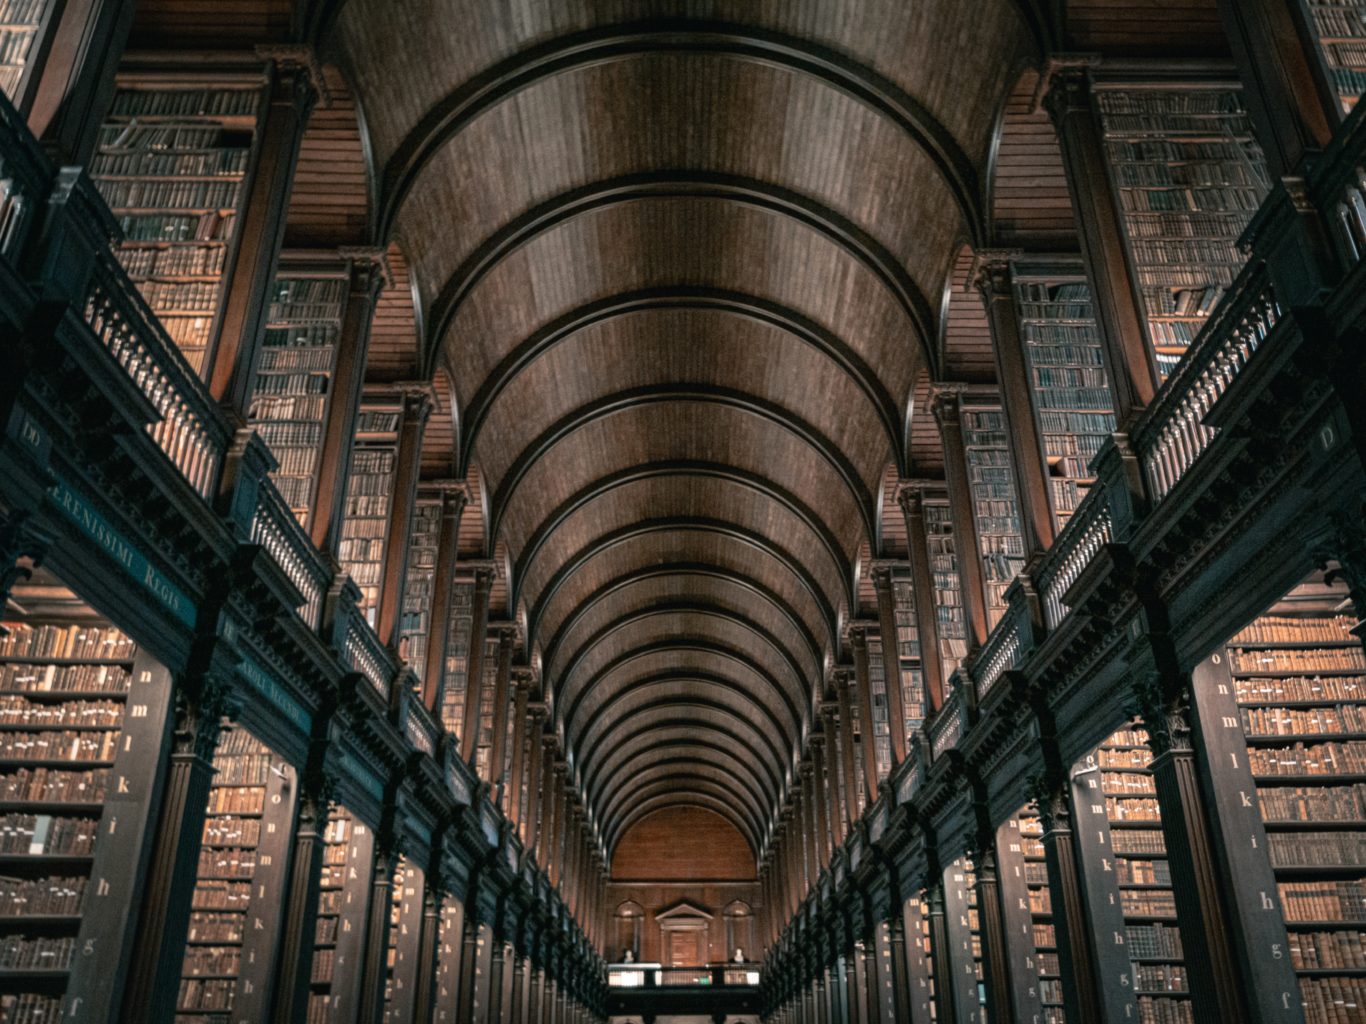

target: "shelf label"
[340,750,387,803]
[238,656,312,734]
[45,475,195,627]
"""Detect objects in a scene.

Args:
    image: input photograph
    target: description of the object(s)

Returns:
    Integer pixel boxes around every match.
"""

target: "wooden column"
[993,816,1045,1023]
[811,732,833,868]
[30,0,135,164]
[859,936,882,1024]
[849,627,881,802]
[412,878,444,1024]
[1043,60,1157,424]
[509,954,527,1024]
[970,847,1011,1024]
[210,54,319,416]
[540,748,560,871]
[885,915,914,1024]
[459,566,495,765]
[1032,768,1134,1024]
[833,668,860,824]
[506,670,532,824]
[897,486,946,711]
[486,626,517,788]
[455,908,480,1024]
[1132,671,1254,1024]
[524,708,546,852]
[311,250,386,553]
[270,786,328,1024]
[974,252,1056,556]
[820,703,845,844]
[487,939,506,1024]
[1217,0,1335,178]
[931,386,991,651]
[377,386,434,650]
[421,485,470,710]
[924,883,956,1024]
[870,563,910,762]
[118,693,224,1022]
[357,843,399,1024]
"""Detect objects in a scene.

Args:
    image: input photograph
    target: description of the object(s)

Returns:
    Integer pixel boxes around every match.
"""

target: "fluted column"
[1043,60,1156,423]
[377,386,434,649]
[849,627,881,801]
[870,563,910,762]
[459,566,495,764]
[975,251,1055,556]
[486,625,517,788]
[897,485,945,711]
[421,485,469,710]
[833,668,860,824]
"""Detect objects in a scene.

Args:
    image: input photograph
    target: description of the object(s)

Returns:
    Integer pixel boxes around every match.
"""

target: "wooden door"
[666,929,703,966]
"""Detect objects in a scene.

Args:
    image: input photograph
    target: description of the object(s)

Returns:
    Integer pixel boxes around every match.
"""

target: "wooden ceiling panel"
[393,54,961,339]
[365,246,420,382]
[474,308,890,515]
[1066,0,1228,56]
[544,572,821,689]
[908,369,944,477]
[942,248,996,383]
[131,0,293,46]
[533,533,833,676]
[436,198,925,439]
[284,67,370,249]
[991,68,1078,248]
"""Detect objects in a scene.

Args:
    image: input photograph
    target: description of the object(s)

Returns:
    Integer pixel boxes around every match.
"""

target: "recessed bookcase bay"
[91,71,264,377]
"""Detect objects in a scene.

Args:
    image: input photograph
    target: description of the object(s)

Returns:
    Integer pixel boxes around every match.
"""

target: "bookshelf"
[1304,1,1366,113]
[865,635,893,780]
[924,500,967,685]
[0,571,172,1024]
[397,498,440,683]
[339,405,401,626]
[960,403,1027,628]
[438,580,474,739]
[473,637,498,781]
[998,810,1064,1024]
[943,856,989,1023]
[0,0,58,104]
[1094,84,1270,380]
[1218,593,1366,1024]
[1012,264,1117,532]
[248,272,346,526]
[892,578,927,740]
[1093,725,1193,1024]
[382,857,423,1023]
[176,727,296,1024]
[906,894,938,1022]
[91,83,260,376]
[308,807,373,1024]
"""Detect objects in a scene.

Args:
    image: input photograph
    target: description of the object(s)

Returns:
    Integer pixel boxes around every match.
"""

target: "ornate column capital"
[1038,53,1101,121]
[338,245,394,291]
[255,43,330,108]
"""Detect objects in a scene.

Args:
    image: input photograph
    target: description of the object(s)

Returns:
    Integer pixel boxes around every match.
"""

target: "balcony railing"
[0,90,47,261]
[606,964,761,988]
[250,482,329,629]
[1133,259,1280,505]
[346,614,395,700]
[1036,487,1113,631]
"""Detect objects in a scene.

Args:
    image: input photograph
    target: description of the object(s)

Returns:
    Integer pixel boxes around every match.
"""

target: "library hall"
[2,0,1366,1022]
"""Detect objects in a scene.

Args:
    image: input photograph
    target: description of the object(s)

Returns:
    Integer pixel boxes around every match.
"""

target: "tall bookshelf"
[308,807,373,1024]
[0,0,58,104]
[865,635,893,780]
[397,498,440,682]
[1303,1,1366,113]
[438,580,474,739]
[943,855,990,1023]
[1092,725,1193,1024]
[473,636,498,781]
[91,83,260,376]
[997,809,1064,1024]
[960,403,1027,628]
[892,578,927,741]
[0,570,171,1023]
[339,405,400,626]
[383,857,423,1023]
[1095,84,1270,379]
[1012,264,1117,532]
[924,500,967,685]
[906,894,939,1022]
[176,728,296,1024]
[248,272,346,526]
[1214,584,1366,1023]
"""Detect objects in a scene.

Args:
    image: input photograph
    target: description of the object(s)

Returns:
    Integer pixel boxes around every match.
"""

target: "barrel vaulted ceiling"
[328,0,1041,860]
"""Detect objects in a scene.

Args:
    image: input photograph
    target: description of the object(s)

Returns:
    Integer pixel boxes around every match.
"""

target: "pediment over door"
[654,900,714,928]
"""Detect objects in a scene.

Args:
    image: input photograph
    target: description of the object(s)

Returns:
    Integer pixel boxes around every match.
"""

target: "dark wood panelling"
[612,808,756,881]
[1066,0,1228,56]
[991,69,1078,248]
[130,0,293,46]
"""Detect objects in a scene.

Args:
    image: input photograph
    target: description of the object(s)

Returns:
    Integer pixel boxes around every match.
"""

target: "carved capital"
[1026,771,1070,834]
[1039,54,1099,122]
[256,44,330,109]
[1129,672,1193,757]
[0,510,53,620]
[929,382,966,426]
[1313,503,1366,629]
[895,482,922,518]
[338,245,394,292]
[869,560,896,591]
[971,248,1024,303]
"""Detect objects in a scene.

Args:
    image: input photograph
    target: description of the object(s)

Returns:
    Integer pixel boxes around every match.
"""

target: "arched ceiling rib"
[329,0,1036,865]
